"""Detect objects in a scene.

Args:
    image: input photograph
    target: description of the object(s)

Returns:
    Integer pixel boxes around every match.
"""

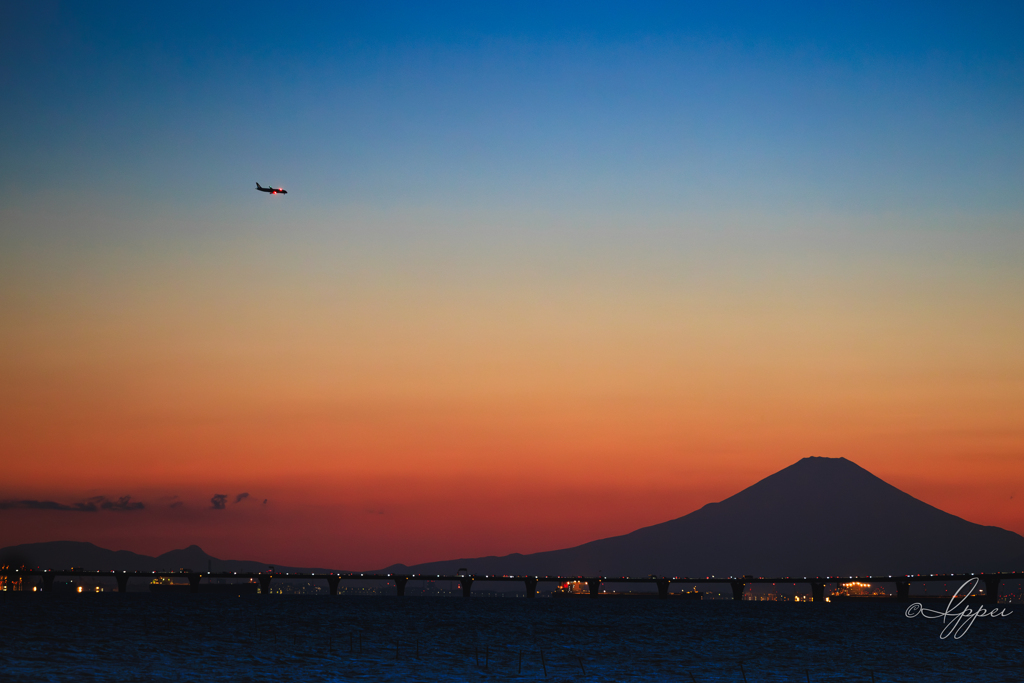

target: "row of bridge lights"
[59,573,985,580]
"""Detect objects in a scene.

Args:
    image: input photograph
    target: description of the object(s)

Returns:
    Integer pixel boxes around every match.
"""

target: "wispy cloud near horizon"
[0,496,144,512]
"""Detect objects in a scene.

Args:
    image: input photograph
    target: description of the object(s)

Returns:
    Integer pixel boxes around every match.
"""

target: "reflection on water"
[0,594,1020,681]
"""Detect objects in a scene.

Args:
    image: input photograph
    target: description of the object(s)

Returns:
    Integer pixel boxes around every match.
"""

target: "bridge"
[7,569,1021,603]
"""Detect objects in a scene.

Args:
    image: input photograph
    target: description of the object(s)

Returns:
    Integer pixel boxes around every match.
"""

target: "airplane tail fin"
[256,182,262,189]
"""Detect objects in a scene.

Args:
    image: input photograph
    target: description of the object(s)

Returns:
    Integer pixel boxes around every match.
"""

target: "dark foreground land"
[0,593,1020,682]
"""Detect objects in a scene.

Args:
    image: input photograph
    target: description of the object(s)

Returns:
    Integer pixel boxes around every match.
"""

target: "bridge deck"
[9,569,1023,583]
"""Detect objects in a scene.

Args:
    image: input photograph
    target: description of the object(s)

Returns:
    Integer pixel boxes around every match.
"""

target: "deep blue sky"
[4,1,1023,215]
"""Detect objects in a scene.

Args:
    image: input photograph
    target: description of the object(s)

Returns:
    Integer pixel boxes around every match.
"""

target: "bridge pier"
[187,573,201,594]
[524,577,538,598]
[259,575,272,595]
[730,580,746,601]
[895,580,910,603]
[587,578,601,598]
[459,577,473,597]
[395,576,409,597]
[982,575,1001,605]
[656,579,670,599]
[42,574,55,592]
[116,574,130,593]
[809,582,826,602]
[327,576,340,596]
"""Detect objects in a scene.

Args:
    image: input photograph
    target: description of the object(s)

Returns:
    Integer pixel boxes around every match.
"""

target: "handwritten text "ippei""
[905,577,1013,639]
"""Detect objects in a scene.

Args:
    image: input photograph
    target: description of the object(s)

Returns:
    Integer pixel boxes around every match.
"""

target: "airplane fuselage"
[256,183,287,194]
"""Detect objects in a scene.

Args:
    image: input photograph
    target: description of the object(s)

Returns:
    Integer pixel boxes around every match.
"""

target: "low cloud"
[211,494,228,510]
[234,493,249,504]
[263,499,268,504]
[98,496,144,511]
[0,500,88,512]
[0,495,144,512]
[169,501,184,509]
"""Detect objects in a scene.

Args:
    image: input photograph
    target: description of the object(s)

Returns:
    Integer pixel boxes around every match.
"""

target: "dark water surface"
[0,594,1020,682]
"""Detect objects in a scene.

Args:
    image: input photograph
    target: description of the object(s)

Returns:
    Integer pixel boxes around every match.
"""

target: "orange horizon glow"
[1,210,1022,569]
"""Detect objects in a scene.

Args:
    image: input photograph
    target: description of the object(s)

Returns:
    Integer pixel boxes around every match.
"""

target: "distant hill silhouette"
[0,541,332,574]
[384,457,1024,577]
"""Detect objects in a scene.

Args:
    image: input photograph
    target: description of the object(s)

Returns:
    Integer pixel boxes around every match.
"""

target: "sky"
[1,1,1022,570]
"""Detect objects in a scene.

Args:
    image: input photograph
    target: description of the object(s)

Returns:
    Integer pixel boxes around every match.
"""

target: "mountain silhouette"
[4,458,1021,578]
[384,457,1024,577]
[1010,552,1024,571]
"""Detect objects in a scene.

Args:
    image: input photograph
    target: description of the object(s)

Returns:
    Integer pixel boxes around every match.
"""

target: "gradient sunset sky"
[2,1,1022,570]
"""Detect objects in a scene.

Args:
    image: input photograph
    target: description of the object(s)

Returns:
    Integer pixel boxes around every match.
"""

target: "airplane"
[256,182,287,195]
